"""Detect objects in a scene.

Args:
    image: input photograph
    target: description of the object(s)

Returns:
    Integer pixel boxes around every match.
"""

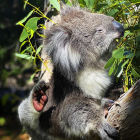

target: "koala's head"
[44,7,124,78]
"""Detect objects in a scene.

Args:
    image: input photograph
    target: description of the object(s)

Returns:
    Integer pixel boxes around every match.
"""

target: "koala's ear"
[45,26,81,75]
[60,6,80,17]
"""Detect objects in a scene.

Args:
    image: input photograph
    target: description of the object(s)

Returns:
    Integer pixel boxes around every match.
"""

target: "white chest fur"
[76,68,111,99]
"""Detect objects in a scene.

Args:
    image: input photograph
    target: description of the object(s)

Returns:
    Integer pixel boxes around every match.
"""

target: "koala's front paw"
[32,81,49,112]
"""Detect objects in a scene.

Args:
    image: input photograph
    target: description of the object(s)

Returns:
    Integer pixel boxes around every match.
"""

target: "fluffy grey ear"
[60,6,80,17]
[45,26,81,78]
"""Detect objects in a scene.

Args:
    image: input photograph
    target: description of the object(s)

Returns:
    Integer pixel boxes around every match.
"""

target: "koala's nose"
[113,21,124,37]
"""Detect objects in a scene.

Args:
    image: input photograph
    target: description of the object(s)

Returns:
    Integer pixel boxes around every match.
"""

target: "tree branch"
[107,80,140,140]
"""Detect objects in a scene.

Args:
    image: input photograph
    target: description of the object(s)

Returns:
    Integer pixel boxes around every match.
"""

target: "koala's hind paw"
[32,81,49,112]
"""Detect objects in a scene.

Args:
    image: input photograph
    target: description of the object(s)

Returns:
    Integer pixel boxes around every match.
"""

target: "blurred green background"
[0,1,44,139]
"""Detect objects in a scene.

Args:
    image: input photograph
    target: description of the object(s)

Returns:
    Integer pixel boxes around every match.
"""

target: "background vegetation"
[0,0,140,139]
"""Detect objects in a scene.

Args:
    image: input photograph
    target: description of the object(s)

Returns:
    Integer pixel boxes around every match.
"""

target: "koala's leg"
[58,97,102,139]
[98,121,119,140]
[99,99,119,140]
[101,98,114,118]
[59,97,119,140]
[32,81,49,111]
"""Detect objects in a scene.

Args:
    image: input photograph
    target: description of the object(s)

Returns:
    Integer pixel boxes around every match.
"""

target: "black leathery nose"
[113,21,125,37]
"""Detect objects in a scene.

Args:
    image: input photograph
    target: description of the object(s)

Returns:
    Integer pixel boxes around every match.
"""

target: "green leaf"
[95,4,108,11]
[21,46,32,54]
[130,0,140,2]
[136,35,140,48]
[15,53,35,60]
[126,25,139,31]
[36,45,43,54]
[0,117,6,126]
[16,10,34,25]
[135,50,140,58]
[50,0,60,11]
[126,53,134,58]
[83,0,95,10]
[116,62,123,77]
[78,0,86,5]
[66,0,72,6]
[19,41,28,52]
[113,48,124,59]
[28,73,36,82]
[123,50,131,55]
[24,0,28,9]
[109,65,115,76]
[104,57,115,69]
[132,68,140,78]
[121,59,129,68]
[117,67,123,78]
[30,29,34,39]
[19,17,40,42]
[107,9,119,16]
[1,94,10,106]
[123,31,130,38]
[138,17,140,27]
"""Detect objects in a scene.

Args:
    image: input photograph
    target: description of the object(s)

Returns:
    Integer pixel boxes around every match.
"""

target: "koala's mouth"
[108,38,120,53]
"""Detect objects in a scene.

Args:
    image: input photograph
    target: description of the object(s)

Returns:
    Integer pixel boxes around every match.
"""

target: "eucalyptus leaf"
[28,73,36,82]
[15,53,35,60]
[123,50,131,55]
[132,68,140,78]
[66,0,72,6]
[135,50,140,58]
[0,117,6,126]
[130,0,140,2]
[21,46,32,54]
[16,10,34,25]
[126,25,139,31]
[78,0,86,5]
[138,17,140,27]
[136,35,140,48]
[95,4,108,11]
[109,65,115,76]
[50,0,60,11]
[19,17,40,42]
[104,57,115,69]
[83,0,95,10]
[117,68,123,78]
[126,53,134,58]
[116,62,123,77]
[107,9,119,16]
[121,59,129,68]
[123,31,130,38]
[113,48,124,59]
[1,94,10,106]
[36,45,43,54]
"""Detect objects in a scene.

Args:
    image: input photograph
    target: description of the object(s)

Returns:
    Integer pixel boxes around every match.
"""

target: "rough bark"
[107,80,140,140]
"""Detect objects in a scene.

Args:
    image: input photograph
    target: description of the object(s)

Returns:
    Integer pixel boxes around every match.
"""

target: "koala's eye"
[96,26,105,34]
[97,29,103,33]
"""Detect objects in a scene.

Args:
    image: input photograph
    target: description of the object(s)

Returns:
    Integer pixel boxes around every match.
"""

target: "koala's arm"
[18,53,53,139]
[18,89,43,139]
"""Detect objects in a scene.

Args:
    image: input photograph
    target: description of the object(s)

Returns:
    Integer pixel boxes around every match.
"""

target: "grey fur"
[18,6,124,140]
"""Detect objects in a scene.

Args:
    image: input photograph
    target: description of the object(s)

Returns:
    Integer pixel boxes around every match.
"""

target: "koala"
[18,6,124,140]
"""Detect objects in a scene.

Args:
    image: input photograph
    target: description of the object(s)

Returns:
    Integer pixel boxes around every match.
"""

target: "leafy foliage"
[17,0,140,91]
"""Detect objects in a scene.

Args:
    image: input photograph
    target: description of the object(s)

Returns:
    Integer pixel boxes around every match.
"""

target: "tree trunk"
[107,80,140,140]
